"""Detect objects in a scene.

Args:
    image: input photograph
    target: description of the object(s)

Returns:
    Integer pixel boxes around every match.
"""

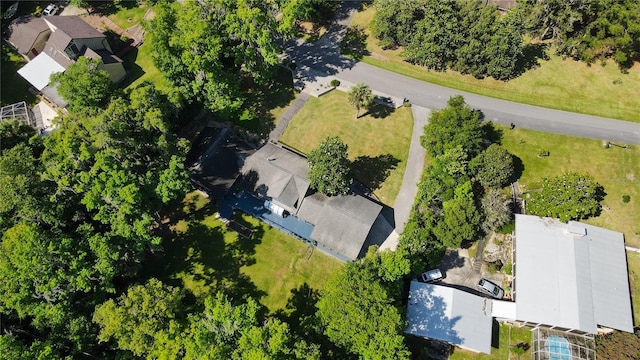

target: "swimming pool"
[546,336,571,360]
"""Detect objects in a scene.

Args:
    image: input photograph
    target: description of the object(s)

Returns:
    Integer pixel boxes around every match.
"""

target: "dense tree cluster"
[0,81,190,357]
[317,248,410,359]
[50,57,115,112]
[518,0,640,67]
[400,96,516,267]
[146,0,308,119]
[371,0,526,80]
[527,172,605,222]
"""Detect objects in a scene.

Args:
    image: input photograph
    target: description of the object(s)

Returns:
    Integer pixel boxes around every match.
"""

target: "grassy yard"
[123,40,171,92]
[348,6,640,123]
[1,44,37,106]
[450,324,532,360]
[148,192,341,312]
[106,2,150,30]
[279,90,413,205]
[628,252,640,326]
[500,126,640,247]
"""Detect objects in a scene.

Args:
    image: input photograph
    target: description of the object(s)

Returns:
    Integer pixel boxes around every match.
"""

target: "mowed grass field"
[152,192,341,312]
[626,252,640,326]
[349,6,640,123]
[500,126,640,246]
[279,90,413,205]
[449,324,532,360]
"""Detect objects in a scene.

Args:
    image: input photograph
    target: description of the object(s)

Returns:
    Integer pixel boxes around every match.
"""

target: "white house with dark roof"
[9,15,126,107]
[239,143,393,261]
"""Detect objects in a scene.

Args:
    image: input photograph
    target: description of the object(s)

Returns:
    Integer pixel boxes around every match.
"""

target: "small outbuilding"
[406,282,494,354]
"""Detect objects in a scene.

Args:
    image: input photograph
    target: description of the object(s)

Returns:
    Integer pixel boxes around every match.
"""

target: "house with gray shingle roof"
[239,143,393,261]
[9,15,126,107]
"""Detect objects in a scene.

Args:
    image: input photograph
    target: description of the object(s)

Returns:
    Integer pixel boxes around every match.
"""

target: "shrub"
[505,261,512,275]
[538,149,550,157]
[623,195,631,203]
[498,221,515,234]
[330,79,340,87]
[487,259,503,274]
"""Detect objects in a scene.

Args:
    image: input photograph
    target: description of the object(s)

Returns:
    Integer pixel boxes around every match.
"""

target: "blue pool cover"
[546,336,571,360]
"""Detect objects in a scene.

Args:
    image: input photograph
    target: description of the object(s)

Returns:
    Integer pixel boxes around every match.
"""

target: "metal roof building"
[514,214,633,334]
[406,282,494,354]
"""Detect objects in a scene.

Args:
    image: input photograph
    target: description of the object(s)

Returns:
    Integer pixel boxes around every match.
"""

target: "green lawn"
[148,192,341,312]
[279,90,413,205]
[107,2,149,30]
[1,44,37,106]
[500,126,640,247]
[348,6,640,123]
[123,40,170,92]
[240,218,342,312]
[627,252,640,326]
[450,324,532,360]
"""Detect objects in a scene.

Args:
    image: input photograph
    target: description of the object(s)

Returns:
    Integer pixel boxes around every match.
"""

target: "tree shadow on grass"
[351,154,400,191]
[514,43,550,78]
[142,212,266,310]
[366,102,396,119]
[340,25,369,61]
[274,284,357,360]
[483,121,503,145]
[511,154,525,183]
[241,67,296,134]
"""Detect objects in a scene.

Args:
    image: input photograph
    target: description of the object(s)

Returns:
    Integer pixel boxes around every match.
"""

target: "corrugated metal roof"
[514,215,632,333]
[406,282,493,354]
[17,52,65,90]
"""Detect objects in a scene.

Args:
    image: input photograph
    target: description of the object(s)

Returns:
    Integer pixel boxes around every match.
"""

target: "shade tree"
[316,260,410,359]
[421,95,486,158]
[50,57,114,112]
[527,172,605,222]
[347,83,374,119]
[308,136,352,196]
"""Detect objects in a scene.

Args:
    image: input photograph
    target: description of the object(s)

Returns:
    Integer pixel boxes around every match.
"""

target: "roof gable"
[43,16,105,39]
[7,16,51,55]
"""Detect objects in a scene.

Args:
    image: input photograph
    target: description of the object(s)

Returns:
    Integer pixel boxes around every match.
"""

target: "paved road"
[285,2,640,145]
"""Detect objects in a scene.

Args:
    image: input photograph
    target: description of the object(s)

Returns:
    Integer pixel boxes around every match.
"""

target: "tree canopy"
[421,95,486,158]
[146,0,299,118]
[308,136,352,196]
[50,57,114,112]
[317,259,410,359]
[471,144,515,189]
[518,0,640,67]
[371,0,527,80]
[348,83,374,119]
[527,172,605,222]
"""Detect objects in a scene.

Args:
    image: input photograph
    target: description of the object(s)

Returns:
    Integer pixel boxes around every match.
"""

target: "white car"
[420,268,444,283]
[43,4,59,16]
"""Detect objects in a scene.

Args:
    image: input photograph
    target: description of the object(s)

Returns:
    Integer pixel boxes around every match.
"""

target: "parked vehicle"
[43,4,59,16]
[477,278,504,299]
[420,268,444,283]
